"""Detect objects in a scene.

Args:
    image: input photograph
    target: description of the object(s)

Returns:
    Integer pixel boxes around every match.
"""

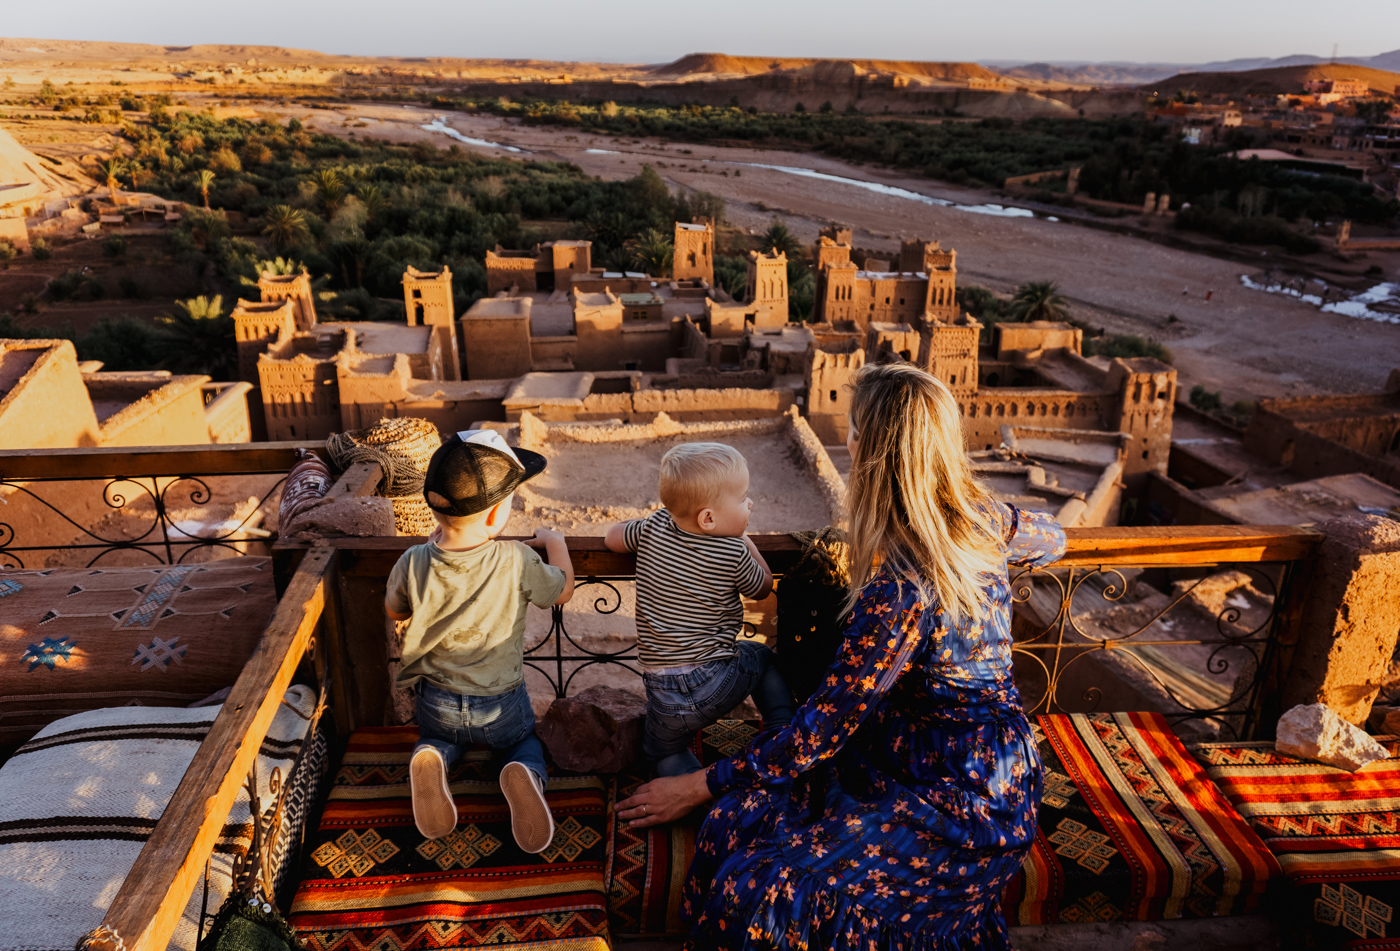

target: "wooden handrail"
[275,525,1323,579]
[0,441,324,480]
[92,547,336,951]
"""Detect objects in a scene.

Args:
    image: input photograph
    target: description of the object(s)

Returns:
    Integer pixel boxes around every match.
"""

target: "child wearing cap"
[604,442,795,776]
[384,429,574,852]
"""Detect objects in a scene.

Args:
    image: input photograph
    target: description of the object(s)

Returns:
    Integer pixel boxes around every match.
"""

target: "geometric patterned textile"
[289,726,611,951]
[601,722,758,936]
[1192,736,1400,949]
[0,687,319,951]
[1003,712,1280,924]
[0,558,276,744]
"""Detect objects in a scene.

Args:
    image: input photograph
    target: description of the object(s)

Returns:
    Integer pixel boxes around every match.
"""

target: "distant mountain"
[999,63,1181,85]
[1149,62,1400,98]
[991,49,1400,87]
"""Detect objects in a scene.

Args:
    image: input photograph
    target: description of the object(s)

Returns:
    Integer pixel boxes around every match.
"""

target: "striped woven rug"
[1193,736,1400,949]
[289,726,610,951]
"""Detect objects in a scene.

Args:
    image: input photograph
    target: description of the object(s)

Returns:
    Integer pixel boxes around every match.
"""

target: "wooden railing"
[81,523,1321,951]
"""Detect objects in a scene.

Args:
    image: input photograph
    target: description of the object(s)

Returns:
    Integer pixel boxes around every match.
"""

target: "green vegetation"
[79,110,728,314]
[1083,333,1173,364]
[425,95,1397,249]
[1189,384,1223,412]
[1007,281,1070,322]
[1189,384,1253,425]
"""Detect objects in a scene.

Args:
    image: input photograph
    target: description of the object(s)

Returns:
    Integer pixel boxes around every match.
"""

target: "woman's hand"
[614,769,713,829]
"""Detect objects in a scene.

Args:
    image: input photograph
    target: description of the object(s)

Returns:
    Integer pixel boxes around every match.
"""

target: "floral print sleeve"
[708,573,924,796]
[997,501,1067,569]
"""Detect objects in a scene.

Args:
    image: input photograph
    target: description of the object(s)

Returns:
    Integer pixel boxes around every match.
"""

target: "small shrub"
[119,276,145,299]
[1366,264,1384,277]
[1190,384,1223,413]
[207,148,242,173]
[102,236,128,259]
[0,240,16,266]
[30,237,52,260]
[47,269,84,300]
[1084,334,1173,364]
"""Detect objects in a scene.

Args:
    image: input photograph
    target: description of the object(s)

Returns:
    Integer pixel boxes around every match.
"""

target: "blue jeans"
[415,681,547,785]
[642,641,795,777]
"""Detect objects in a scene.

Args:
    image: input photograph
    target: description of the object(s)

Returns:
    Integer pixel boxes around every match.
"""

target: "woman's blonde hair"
[845,362,1003,623]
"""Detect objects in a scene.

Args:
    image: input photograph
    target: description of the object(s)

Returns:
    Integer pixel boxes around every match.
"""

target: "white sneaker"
[410,745,457,840]
[500,761,554,853]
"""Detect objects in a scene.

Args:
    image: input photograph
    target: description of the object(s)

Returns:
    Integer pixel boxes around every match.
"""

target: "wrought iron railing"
[1009,560,1299,739]
[285,528,1319,738]
[528,576,761,698]
[0,443,321,568]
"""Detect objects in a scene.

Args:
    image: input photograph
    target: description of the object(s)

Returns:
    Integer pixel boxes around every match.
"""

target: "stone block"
[537,685,647,774]
[1281,514,1400,724]
[1276,702,1388,771]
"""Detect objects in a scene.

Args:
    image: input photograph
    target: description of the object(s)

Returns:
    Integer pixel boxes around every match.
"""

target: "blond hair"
[845,363,1002,623]
[659,442,748,517]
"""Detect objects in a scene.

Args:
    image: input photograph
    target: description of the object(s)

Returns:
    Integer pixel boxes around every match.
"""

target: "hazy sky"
[4,0,1396,65]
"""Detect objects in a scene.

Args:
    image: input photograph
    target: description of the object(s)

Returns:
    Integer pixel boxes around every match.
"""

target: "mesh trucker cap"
[422,429,547,518]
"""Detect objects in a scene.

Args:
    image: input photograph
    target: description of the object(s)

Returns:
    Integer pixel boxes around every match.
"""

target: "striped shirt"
[622,509,768,669]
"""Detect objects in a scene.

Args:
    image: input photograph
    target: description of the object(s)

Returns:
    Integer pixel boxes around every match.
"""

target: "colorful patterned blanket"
[0,559,276,744]
[289,726,611,951]
[1005,712,1279,924]
[606,715,1278,934]
[1192,737,1400,949]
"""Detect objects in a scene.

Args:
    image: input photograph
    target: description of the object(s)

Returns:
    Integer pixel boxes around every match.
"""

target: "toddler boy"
[385,430,573,852]
[605,442,794,776]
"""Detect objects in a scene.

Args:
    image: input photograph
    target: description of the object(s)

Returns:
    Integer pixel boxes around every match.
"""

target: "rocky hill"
[1150,62,1400,98]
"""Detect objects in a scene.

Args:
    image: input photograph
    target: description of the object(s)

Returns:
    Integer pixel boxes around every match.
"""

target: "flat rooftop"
[328,322,433,356]
[509,416,840,534]
[1200,473,1400,525]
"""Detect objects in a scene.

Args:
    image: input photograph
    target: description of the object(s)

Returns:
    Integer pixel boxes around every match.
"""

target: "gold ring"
[640,804,648,816]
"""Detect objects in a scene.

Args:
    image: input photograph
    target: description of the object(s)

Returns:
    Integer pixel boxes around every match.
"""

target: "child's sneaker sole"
[500,762,554,853]
[410,746,457,840]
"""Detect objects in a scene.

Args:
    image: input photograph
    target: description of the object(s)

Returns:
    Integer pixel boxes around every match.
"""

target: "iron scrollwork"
[0,472,286,568]
[1008,561,1293,739]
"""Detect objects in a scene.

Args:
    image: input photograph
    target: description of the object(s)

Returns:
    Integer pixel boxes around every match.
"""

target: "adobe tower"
[403,266,460,381]
[673,219,714,285]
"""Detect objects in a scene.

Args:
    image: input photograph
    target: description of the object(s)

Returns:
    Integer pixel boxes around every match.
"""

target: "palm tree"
[760,219,801,258]
[195,169,215,209]
[1008,281,1070,323]
[260,205,310,254]
[157,295,238,379]
[97,157,126,205]
[315,169,346,216]
[356,184,386,224]
[628,228,673,277]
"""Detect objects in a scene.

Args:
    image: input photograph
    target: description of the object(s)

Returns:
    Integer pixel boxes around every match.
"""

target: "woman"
[616,362,1067,950]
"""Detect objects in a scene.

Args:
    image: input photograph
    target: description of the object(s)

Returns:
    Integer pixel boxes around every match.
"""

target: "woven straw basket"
[326,417,442,536]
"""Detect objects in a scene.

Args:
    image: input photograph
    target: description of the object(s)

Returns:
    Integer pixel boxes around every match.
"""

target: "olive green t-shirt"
[386,540,566,696]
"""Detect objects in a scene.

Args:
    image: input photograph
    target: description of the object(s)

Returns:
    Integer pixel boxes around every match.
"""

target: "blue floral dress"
[684,503,1066,951]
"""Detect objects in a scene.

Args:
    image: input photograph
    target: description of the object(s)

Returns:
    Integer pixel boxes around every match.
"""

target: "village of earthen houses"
[0,30,1398,951]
